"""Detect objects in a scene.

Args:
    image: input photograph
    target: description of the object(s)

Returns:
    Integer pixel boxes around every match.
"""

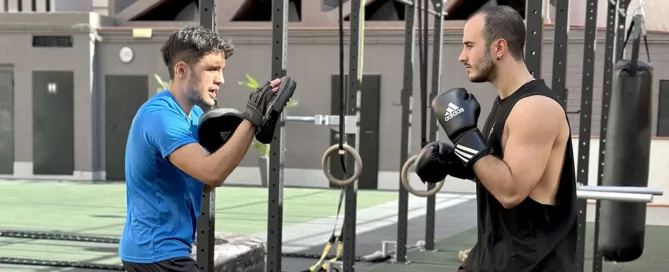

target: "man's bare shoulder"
[508,95,565,129]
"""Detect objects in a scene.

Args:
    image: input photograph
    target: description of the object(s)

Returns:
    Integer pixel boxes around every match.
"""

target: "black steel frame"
[551,0,569,105]
[425,0,444,251]
[574,0,599,269]
[396,1,415,264]
[266,0,288,271]
[343,0,363,270]
[524,0,544,78]
[526,1,631,272]
[592,2,632,272]
[396,0,445,262]
[264,0,365,271]
[196,0,218,271]
[195,0,634,271]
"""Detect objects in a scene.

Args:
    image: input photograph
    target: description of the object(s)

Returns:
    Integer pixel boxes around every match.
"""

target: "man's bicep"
[143,110,213,182]
[503,98,562,188]
[503,128,554,184]
[168,143,213,183]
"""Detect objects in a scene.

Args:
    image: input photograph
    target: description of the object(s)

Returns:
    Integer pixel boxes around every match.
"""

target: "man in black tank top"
[419,5,578,272]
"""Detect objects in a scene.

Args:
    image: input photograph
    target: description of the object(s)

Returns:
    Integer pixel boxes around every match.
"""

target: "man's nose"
[458,52,467,64]
[214,72,224,85]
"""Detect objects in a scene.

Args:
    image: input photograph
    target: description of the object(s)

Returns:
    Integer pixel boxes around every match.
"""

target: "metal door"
[105,75,149,181]
[32,71,74,175]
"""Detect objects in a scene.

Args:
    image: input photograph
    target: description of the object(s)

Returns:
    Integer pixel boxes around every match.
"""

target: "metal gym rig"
[196,0,366,271]
[400,1,664,272]
[193,1,665,272]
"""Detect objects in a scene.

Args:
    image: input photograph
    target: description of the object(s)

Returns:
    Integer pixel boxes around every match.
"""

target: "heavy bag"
[198,108,244,153]
[597,59,653,262]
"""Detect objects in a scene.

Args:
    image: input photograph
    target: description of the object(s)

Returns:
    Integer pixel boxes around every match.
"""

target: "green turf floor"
[368,223,669,272]
[0,181,399,270]
[0,181,397,235]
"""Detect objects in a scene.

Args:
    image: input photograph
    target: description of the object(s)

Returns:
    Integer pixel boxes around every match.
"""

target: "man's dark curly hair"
[161,25,235,79]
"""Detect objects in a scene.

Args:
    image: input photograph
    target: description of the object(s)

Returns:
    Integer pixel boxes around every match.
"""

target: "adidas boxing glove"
[431,88,493,168]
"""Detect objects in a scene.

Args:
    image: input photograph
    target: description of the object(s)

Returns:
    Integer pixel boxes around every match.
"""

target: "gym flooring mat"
[0,181,397,271]
[1,180,668,272]
[365,223,669,272]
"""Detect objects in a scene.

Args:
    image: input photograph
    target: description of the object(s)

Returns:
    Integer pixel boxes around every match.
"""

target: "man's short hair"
[471,5,526,61]
[161,25,234,79]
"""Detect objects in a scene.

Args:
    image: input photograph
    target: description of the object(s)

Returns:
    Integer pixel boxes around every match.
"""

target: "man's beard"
[469,53,495,83]
[185,76,215,109]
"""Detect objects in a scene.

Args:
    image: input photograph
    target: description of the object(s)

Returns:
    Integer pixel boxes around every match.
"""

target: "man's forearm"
[206,120,256,186]
[472,155,520,206]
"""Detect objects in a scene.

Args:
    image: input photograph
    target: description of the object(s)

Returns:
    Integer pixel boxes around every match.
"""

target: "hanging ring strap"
[400,155,445,197]
[322,144,362,186]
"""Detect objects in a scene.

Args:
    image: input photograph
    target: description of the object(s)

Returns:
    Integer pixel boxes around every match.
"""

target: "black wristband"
[452,129,493,167]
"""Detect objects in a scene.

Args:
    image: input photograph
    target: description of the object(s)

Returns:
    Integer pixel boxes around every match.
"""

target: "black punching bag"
[597,57,653,262]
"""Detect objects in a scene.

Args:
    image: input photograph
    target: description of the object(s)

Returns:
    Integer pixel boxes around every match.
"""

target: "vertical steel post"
[575,0,599,271]
[592,2,631,271]
[196,0,217,271]
[396,1,415,263]
[343,0,362,270]
[524,0,544,78]
[266,0,288,271]
[551,0,570,106]
[424,0,443,251]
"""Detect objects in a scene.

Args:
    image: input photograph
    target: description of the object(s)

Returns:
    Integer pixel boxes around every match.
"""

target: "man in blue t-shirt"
[119,25,282,272]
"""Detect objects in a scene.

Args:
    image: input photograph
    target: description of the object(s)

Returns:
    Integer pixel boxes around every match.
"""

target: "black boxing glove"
[415,141,476,182]
[242,80,278,127]
[431,88,493,168]
[445,151,476,180]
[255,76,297,144]
[414,141,452,183]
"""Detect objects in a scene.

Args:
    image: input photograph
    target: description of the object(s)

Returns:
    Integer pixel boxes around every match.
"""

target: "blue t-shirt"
[119,91,205,263]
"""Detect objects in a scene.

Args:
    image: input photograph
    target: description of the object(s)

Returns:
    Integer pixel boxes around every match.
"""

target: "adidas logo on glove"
[443,103,464,122]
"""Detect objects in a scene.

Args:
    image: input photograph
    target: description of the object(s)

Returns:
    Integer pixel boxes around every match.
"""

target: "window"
[32,35,73,47]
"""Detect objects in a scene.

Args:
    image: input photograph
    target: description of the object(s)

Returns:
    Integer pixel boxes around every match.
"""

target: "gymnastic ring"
[321,144,363,186]
[400,154,445,197]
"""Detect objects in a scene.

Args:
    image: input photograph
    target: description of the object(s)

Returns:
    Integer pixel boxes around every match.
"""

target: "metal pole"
[592,1,631,271]
[196,0,217,271]
[396,1,415,263]
[343,0,362,270]
[579,186,663,195]
[576,191,654,203]
[551,0,570,106]
[424,0,443,251]
[574,0,599,271]
[266,0,288,271]
[524,0,544,78]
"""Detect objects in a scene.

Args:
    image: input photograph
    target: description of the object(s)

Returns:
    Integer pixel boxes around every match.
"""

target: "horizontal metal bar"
[285,115,358,134]
[285,116,315,122]
[393,0,444,17]
[576,191,653,203]
[578,186,663,196]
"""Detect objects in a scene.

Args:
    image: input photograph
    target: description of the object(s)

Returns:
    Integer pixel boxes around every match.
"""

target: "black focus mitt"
[198,108,244,153]
[255,76,297,144]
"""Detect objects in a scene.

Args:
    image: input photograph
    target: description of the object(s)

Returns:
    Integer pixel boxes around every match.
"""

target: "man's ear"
[494,39,508,60]
[174,62,188,78]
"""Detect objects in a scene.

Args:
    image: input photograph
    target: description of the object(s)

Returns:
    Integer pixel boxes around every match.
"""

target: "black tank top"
[462,80,578,272]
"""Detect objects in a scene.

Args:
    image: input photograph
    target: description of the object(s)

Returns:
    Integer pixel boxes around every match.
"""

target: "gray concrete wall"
[0,13,101,178]
[96,25,669,171]
[1,13,668,184]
